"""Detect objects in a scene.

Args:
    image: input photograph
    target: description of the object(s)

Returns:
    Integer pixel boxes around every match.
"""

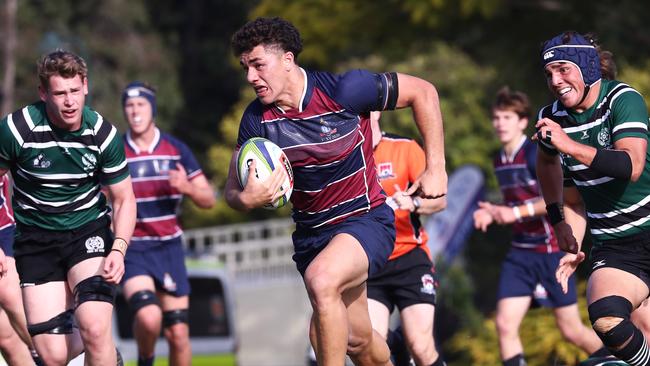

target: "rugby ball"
[237,137,294,209]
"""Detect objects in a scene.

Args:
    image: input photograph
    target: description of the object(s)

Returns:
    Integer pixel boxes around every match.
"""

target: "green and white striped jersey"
[0,101,130,231]
[538,79,650,244]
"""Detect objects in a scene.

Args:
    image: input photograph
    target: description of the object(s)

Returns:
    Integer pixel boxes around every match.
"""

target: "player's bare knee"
[346,333,371,357]
[407,337,435,361]
[494,316,516,337]
[38,350,69,366]
[135,306,163,331]
[305,274,340,310]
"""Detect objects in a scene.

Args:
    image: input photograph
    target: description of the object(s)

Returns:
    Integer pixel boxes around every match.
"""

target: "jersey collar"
[126,127,160,154]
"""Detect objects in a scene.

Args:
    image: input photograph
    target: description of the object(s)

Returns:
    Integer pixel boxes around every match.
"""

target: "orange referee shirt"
[374,133,430,261]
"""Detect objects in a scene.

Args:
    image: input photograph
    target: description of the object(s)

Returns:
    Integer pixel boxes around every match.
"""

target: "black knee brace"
[73,275,117,309]
[28,309,75,337]
[128,290,160,315]
[588,295,634,348]
[162,309,189,328]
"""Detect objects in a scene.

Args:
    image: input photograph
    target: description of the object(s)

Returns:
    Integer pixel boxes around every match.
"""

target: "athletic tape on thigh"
[73,275,117,309]
[28,309,75,336]
[588,295,633,324]
[128,290,160,314]
[589,295,635,348]
[162,309,189,328]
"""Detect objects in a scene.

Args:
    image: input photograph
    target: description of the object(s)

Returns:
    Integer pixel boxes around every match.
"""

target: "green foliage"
[446,282,592,366]
[619,60,650,113]
[13,0,181,132]
[343,42,500,182]
[124,353,236,366]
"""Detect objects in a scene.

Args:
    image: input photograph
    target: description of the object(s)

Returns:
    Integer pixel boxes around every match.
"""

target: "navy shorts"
[367,246,437,312]
[0,225,14,257]
[123,237,190,297]
[589,231,650,291]
[497,248,577,308]
[292,203,395,277]
[14,216,114,285]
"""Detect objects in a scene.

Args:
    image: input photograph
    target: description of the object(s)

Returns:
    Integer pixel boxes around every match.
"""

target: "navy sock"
[430,355,447,366]
[612,327,650,366]
[137,355,155,366]
[503,353,526,366]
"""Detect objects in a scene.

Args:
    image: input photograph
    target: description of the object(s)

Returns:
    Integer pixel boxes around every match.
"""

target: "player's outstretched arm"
[397,74,447,200]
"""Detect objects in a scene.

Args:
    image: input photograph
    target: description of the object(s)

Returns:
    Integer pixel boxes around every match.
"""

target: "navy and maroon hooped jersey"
[124,128,203,249]
[237,69,397,229]
[0,175,14,231]
[494,136,559,253]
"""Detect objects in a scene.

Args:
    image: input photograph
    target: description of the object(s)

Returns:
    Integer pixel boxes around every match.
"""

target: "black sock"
[138,355,155,366]
[612,327,650,366]
[589,346,612,358]
[430,355,447,366]
[503,353,526,366]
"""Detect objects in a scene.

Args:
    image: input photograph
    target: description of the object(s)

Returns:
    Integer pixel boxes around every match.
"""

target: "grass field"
[124,354,237,366]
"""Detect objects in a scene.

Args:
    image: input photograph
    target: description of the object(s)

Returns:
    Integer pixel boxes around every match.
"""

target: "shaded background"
[2,0,650,364]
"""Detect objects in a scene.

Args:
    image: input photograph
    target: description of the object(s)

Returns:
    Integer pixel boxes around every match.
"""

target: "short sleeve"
[236,101,264,148]
[334,70,399,114]
[176,140,203,180]
[100,130,130,185]
[0,115,19,170]
[610,88,649,142]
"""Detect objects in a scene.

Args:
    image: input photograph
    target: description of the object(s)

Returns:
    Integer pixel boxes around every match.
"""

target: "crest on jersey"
[377,162,395,180]
[597,127,611,147]
[81,153,97,171]
[318,118,339,140]
[32,153,51,168]
[85,236,105,253]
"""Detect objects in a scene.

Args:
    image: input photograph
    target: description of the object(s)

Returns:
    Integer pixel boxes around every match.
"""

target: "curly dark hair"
[231,17,303,58]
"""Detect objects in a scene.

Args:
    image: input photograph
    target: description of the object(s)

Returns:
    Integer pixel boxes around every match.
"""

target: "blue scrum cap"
[541,32,601,86]
[122,81,157,116]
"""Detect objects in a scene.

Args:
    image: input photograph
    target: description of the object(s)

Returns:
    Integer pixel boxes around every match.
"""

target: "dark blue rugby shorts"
[0,225,14,257]
[292,203,395,277]
[123,237,190,297]
[497,248,577,308]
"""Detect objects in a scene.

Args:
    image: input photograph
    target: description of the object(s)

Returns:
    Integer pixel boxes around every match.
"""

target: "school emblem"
[420,274,436,295]
[377,162,395,180]
[32,153,51,168]
[597,127,610,147]
[318,118,339,140]
[85,236,105,253]
[81,153,97,171]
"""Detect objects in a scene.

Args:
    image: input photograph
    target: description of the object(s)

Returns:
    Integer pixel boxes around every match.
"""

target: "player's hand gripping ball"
[237,137,294,209]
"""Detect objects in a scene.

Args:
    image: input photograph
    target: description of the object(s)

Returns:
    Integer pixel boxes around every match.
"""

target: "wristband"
[546,202,564,225]
[526,202,535,217]
[512,206,522,222]
[412,197,421,211]
[112,237,128,256]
